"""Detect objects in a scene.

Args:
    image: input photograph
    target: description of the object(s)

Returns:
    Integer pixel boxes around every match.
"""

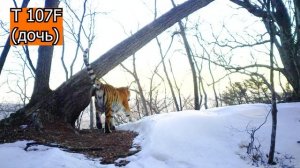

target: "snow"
[1,103,300,168]
[0,141,103,168]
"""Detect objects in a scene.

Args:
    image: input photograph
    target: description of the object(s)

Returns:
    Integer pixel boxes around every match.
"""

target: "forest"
[0,0,299,167]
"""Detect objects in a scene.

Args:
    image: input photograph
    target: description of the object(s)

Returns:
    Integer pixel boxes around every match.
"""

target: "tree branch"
[230,0,268,18]
[225,63,284,73]
[0,0,30,75]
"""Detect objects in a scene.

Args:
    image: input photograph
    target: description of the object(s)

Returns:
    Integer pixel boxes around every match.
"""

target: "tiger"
[83,48,131,133]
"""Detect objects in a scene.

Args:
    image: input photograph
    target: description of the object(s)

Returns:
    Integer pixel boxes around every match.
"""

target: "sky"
[0,0,280,105]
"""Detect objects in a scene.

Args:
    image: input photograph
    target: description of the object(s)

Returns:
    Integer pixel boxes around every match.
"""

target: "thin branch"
[22,46,36,74]
[69,0,88,76]
[0,0,30,75]
[230,0,268,18]
[61,43,68,81]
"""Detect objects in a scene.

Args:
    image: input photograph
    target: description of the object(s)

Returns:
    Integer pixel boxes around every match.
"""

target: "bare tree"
[175,24,200,109]
[152,2,181,112]
[230,0,300,99]
[120,54,149,116]
[6,51,34,107]
[194,29,220,108]
[61,0,97,80]
[207,49,219,107]
[168,60,183,110]
[171,0,201,110]
[156,37,180,111]
[147,59,164,114]
[200,2,284,163]
[267,3,278,163]
[194,56,208,109]
[145,50,172,113]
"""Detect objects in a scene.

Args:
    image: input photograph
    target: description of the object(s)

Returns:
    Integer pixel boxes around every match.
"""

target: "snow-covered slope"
[1,103,300,168]
[119,103,300,168]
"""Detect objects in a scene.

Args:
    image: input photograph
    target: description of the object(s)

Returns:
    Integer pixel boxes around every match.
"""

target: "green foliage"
[221,77,271,105]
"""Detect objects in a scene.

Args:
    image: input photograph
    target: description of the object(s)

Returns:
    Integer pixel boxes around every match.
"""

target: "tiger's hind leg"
[105,109,114,133]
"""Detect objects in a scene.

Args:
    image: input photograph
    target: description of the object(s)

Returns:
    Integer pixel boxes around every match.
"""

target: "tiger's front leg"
[105,110,114,133]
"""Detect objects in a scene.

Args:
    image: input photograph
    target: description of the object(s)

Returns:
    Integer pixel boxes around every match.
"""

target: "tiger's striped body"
[83,49,131,133]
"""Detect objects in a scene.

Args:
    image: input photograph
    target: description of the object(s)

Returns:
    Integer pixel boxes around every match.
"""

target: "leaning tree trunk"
[1,0,214,129]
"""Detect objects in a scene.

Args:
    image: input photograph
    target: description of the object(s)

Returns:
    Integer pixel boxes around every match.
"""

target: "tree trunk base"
[267,161,277,165]
[0,96,63,132]
[0,112,138,165]
[0,96,139,165]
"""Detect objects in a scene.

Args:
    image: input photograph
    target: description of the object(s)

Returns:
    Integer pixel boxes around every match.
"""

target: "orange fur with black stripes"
[83,49,131,133]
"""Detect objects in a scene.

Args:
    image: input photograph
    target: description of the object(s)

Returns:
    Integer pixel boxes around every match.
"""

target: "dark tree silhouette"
[230,0,300,100]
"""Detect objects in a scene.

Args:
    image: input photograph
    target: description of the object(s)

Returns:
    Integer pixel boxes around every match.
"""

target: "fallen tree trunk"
[1,0,214,129]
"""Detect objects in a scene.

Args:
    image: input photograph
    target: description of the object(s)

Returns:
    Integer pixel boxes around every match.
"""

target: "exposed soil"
[0,122,139,166]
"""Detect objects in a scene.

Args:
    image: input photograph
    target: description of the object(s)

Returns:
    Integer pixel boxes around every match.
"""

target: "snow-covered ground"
[0,103,299,168]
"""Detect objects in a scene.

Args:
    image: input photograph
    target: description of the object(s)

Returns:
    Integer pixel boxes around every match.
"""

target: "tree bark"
[30,46,54,104]
[2,0,214,128]
[267,2,278,164]
[29,0,60,105]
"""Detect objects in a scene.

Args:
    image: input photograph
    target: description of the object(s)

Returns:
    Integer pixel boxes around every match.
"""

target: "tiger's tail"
[83,48,97,85]
[83,49,102,129]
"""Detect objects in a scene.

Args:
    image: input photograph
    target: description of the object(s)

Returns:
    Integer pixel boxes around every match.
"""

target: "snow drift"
[1,103,299,168]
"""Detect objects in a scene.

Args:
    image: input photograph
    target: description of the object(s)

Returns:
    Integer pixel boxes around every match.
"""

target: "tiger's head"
[117,86,131,117]
[125,86,131,101]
